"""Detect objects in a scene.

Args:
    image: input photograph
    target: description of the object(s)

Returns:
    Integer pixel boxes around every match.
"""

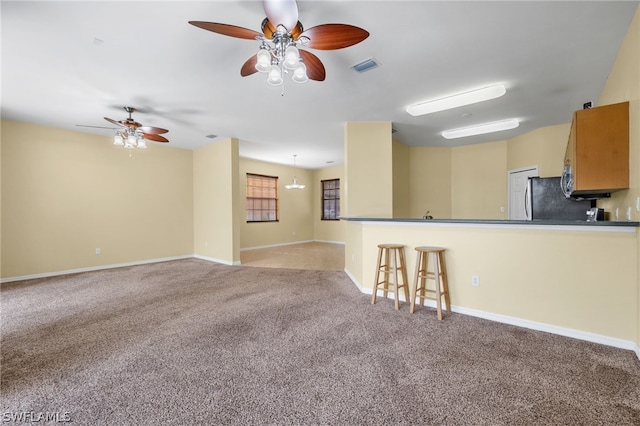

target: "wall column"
[343,121,393,288]
[193,137,240,265]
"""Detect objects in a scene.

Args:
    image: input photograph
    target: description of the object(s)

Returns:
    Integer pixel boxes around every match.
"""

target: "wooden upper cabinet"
[563,101,629,196]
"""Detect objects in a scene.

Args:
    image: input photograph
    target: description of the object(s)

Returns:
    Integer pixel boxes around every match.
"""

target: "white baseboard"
[314,240,345,245]
[343,268,639,360]
[0,255,194,284]
[453,305,638,354]
[343,268,363,292]
[193,254,240,266]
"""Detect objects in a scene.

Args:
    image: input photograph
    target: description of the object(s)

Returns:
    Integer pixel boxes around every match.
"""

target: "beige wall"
[507,123,570,177]
[451,140,508,219]
[408,146,452,219]
[193,138,240,264]
[405,124,573,221]
[392,140,410,217]
[239,158,314,249]
[313,166,345,243]
[404,121,604,220]
[344,122,393,218]
[1,120,194,279]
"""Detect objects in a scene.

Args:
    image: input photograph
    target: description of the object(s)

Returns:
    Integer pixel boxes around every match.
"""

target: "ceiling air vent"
[351,57,380,73]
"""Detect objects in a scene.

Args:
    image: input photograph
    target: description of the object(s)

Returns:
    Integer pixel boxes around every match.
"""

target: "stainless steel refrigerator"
[525,177,595,221]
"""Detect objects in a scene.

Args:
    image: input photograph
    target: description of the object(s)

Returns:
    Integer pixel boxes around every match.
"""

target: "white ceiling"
[2,1,637,169]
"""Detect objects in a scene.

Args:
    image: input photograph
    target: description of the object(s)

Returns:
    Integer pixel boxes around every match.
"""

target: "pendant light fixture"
[285,155,306,190]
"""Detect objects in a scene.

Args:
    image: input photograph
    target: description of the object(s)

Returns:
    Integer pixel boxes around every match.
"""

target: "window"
[321,178,340,220]
[246,173,278,222]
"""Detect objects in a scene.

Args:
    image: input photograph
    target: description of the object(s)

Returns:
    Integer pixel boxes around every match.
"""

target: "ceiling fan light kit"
[255,26,309,86]
[442,118,520,139]
[291,62,308,84]
[256,48,271,72]
[189,0,369,88]
[114,129,147,150]
[407,84,507,116]
[105,107,169,155]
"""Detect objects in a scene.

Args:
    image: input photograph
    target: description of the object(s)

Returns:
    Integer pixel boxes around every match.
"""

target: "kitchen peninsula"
[342,217,640,357]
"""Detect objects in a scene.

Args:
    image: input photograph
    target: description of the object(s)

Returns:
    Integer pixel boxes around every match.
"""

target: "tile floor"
[240,242,345,271]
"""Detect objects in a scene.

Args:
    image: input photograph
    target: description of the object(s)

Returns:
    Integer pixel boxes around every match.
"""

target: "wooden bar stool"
[371,244,409,310]
[411,246,451,319]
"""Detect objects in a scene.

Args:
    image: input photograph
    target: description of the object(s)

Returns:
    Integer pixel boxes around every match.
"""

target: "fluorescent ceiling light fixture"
[407,84,506,116]
[442,118,519,139]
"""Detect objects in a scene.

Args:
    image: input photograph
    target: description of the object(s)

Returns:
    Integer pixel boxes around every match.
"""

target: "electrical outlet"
[636,196,639,212]
[95,248,101,255]
[471,275,480,287]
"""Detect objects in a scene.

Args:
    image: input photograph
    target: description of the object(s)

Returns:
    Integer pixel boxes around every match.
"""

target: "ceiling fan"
[77,106,170,148]
[103,107,169,144]
[189,0,369,83]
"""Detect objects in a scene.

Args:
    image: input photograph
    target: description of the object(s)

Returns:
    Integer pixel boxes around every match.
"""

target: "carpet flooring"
[2,259,639,425]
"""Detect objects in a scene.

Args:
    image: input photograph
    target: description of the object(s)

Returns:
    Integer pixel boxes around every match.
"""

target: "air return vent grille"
[351,57,380,73]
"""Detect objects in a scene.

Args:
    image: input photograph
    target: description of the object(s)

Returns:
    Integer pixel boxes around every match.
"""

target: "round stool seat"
[378,243,405,249]
[415,246,445,252]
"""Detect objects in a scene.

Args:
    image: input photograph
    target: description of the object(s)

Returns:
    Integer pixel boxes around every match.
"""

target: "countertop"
[341,217,640,228]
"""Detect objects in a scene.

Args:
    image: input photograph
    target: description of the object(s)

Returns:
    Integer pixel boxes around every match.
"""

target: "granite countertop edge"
[340,217,640,227]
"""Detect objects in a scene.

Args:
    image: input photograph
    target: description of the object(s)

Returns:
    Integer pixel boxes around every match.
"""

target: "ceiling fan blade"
[262,0,298,32]
[241,55,259,77]
[104,117,126,127]
[142,133,169,143]
[138,125,169,135]
[188,21,262,40]
[299,50,325,81]
[76,124,117,130]
[300,24,369,50]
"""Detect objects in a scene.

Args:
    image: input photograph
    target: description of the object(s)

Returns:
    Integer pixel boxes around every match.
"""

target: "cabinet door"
[574,102,629,192]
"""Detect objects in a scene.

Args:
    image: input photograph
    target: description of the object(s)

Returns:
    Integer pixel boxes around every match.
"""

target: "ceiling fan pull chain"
[281,74,285,97]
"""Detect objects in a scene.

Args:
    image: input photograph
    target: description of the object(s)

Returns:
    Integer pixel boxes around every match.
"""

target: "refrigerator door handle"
[524,180,531,220]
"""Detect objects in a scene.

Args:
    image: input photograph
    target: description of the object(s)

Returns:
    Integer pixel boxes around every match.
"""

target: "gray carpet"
[2,259,639,425]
